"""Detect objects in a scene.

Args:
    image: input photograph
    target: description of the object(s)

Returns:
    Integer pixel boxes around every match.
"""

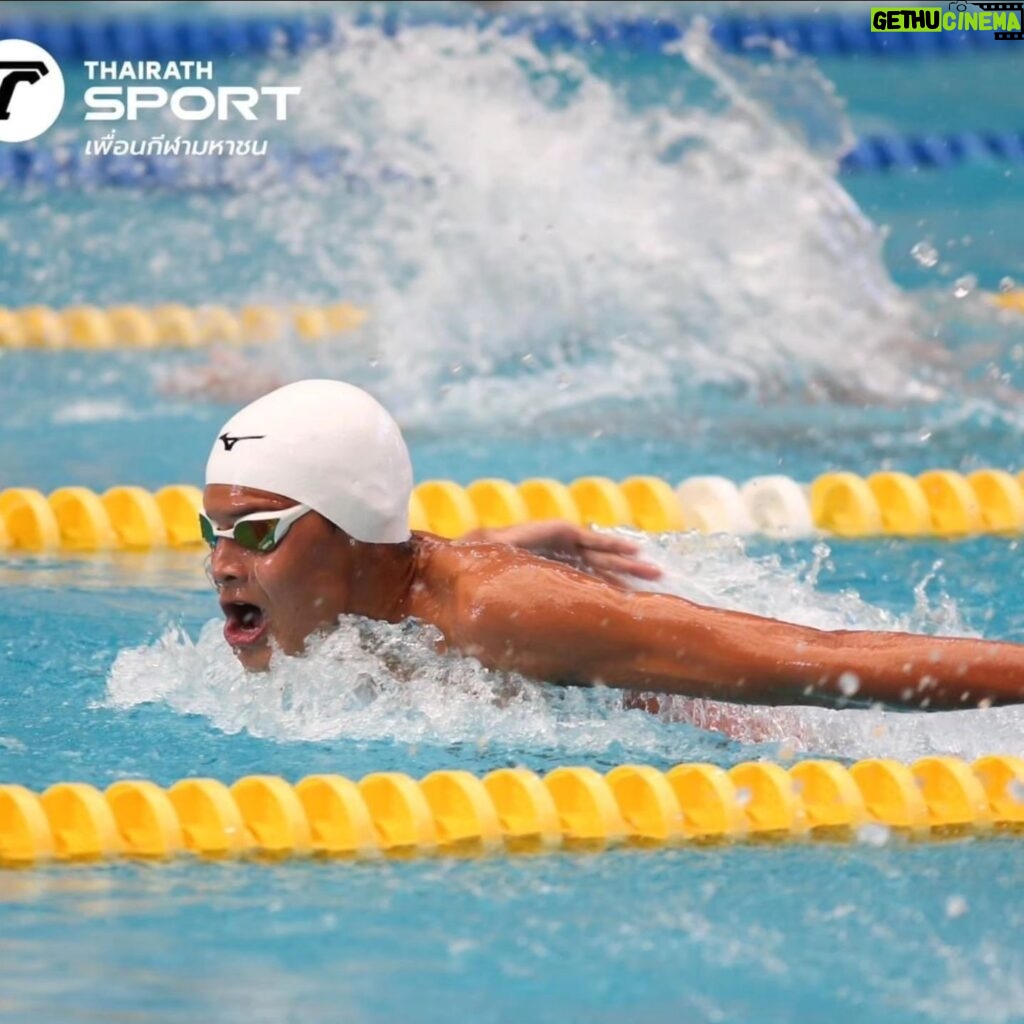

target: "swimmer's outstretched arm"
[455,562,1024,710]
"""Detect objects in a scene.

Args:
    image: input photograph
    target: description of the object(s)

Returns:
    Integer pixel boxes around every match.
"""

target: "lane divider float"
[407,470,1024,540]
[0,303,367,349]
[4,470,1024,553]
[2,756,1021,866]
[0,485,202,551]
[2,288,1020,352]
[840,130,1024,175]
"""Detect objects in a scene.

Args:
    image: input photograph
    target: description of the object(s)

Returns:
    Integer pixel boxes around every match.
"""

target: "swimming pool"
[3,4,1024,1022]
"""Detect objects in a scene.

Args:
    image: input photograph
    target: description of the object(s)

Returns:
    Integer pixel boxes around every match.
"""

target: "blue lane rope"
[2,130,1023,190]
[839,130,1024,173]
[0,14,339,60]
[0,11,1008,62]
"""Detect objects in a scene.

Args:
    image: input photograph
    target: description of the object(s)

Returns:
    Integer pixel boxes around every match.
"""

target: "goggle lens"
[233,518,279,552]
[200,513,218,549]
[199,509,304,554]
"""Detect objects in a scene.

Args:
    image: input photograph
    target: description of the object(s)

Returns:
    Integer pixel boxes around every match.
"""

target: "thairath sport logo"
[0,39,65,143]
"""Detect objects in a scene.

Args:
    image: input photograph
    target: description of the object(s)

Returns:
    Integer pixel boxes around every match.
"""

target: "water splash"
[106,528,1022,761]
[270,19,945,428]
[5,18,1022,440]
[91,18,981,427]
[106,615,685,755]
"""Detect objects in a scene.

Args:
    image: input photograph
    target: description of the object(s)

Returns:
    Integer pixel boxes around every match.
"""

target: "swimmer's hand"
[464,521,662,582]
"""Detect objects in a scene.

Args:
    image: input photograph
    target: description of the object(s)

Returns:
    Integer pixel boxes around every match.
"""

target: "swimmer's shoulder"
[411,530,531,587]
[411,530,625,622]
[407,532,527,641]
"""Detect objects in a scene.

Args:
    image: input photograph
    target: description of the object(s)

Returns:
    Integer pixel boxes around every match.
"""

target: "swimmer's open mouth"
[221,601,268,647]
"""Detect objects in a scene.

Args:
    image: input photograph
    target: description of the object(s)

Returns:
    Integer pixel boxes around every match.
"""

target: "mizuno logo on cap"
[219,432,266,451]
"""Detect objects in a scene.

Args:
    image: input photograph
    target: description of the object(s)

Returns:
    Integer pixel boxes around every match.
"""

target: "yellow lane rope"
[0,303,367,349]
[2,756,1021,865]
[1,470,1023,554]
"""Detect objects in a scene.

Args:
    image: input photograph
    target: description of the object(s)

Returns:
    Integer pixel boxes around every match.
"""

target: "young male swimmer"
[203,379,1024,711]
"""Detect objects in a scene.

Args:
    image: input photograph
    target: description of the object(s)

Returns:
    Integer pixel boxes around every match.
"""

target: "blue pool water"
[3,4,1024,1022]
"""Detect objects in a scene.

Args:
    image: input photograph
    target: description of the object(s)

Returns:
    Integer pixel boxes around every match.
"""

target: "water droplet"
[999,276,1017,293]
[1009,779,1024,804]
[946,895,968,919]
[911,241,938,268]
[952,274,977,299]
[855,822,890,847]
[838,671,860,697]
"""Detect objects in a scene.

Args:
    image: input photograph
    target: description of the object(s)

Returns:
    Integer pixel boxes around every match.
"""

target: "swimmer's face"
[203,484,356,672]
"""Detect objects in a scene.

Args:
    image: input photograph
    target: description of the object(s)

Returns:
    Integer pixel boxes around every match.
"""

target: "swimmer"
[203,379,1024,711]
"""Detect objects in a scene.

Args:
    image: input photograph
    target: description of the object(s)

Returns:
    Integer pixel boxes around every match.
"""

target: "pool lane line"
[0,302,366,350]
[2,757,1020,865]
[2,471,1023,552]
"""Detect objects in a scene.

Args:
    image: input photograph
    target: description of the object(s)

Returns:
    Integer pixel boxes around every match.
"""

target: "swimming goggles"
[199,504,313,553]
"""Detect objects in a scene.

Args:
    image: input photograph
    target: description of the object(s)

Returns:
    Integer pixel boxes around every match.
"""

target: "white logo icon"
[0,39,65,143]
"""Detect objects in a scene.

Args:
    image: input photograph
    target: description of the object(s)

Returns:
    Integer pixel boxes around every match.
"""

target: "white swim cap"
[205,379,413,544]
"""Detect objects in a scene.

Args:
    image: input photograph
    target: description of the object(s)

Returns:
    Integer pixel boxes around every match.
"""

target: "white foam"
[106,616,679,754]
